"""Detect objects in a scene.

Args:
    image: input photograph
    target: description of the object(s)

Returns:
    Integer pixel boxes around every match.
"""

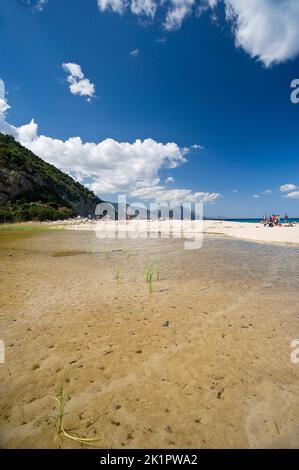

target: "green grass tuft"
[115,264,122,282]
[144,262,160,292]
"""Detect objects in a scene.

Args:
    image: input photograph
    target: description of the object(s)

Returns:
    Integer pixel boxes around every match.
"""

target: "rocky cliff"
[0,133,102,221]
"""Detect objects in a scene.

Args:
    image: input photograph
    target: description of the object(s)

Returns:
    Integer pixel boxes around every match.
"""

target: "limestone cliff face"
[0,133,102,218]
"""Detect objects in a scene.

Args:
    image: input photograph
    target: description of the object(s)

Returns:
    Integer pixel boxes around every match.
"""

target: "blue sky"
[0,0,299,217]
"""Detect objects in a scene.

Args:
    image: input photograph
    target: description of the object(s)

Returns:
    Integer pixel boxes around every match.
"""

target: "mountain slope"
[0,133,102,222]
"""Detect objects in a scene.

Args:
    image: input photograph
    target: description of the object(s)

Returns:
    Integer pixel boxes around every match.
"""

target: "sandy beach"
[54,219,299,246]
[0,227,299,448]
[203,220,299,245]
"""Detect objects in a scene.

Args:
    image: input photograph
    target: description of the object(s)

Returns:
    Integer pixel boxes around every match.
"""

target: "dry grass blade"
[52,364,100,446]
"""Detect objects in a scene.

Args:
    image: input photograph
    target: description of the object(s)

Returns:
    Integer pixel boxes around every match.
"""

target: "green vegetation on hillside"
[0,202,74,223]
[0,133,102,222]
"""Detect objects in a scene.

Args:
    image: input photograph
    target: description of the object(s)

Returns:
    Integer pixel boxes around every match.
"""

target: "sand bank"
[203,220,299,245]
[50,219,299,246]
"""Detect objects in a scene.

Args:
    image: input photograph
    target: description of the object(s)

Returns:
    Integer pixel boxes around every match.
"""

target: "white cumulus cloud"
[131,0,157,17]
[198,1,299,67]
[0,79,221,205]
[285,191,299,199]
[165,176,175,184]
[97,0,126,14]
[62,63,96,101]
[164,0,195,31]
[223,0,299,67]
[0,79,10,116]
[130,184,220,204]
[96,0,299,66]
[280,183,297,193]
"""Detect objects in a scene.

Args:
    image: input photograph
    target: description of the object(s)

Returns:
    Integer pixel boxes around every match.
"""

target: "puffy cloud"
[97,0,299,66]
[165,176,175,184]
[253,195,260,199]
[223,0,299,67]
[192,144,204,150]
[0,98,9,116]
[131,0,157,17]
[0,80,10,117]
[203,1,299,66]
[280,183,297,193]
[97,0,126,14]
[0,79,13,135]
[0,79,220,205]
[130,184,220,203]
[285,191,299,199]
[62,63,95,101]
[98,0,157,16]
[164,0,195,31]
[206,1,299,66]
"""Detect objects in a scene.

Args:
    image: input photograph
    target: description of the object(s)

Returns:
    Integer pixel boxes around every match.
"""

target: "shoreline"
[1,219,299,246]
[54,219,299,246]
[203,220,299,246]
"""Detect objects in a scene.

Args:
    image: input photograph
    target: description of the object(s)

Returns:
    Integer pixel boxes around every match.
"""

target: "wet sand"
[51,219,299,246]
[0,230,299,448]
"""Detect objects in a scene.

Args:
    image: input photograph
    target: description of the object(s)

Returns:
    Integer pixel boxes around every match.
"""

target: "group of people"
[261,213,294,227]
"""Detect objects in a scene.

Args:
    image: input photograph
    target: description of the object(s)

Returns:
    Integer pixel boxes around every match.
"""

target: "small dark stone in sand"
[104,350,113,355]
[163,320,170,327]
